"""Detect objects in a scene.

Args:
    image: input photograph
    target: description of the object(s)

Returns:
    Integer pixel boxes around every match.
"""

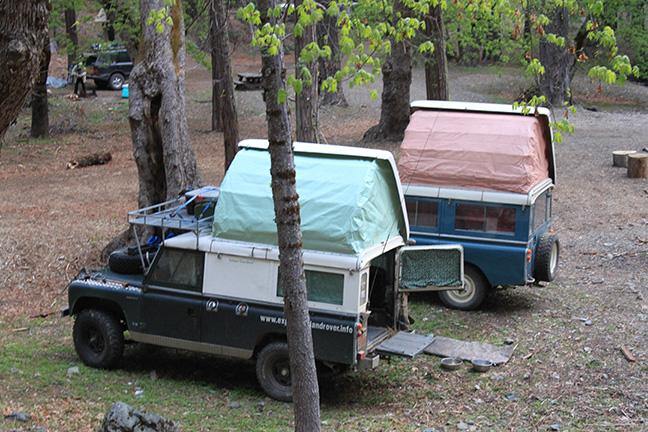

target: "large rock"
[100,402,179,432]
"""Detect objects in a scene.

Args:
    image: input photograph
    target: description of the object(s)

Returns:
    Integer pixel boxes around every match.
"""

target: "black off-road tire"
[73,309,124,369]
[256,341,293,402]
[438,265,488,311]
[108,247,143,274]
[535,233,560,282]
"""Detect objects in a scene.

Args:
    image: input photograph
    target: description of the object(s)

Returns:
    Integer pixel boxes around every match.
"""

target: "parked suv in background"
[86,48,133,90]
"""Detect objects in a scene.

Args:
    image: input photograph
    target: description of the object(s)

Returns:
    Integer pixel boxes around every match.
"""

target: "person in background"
[73,62,87,97]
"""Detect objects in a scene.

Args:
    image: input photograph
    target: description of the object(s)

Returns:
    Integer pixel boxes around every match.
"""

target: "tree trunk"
[424,4,449,101]
[210,1,223,133]
[210,0,239,170]
[64,7,79,69]
[295,0,319,142]
[31,38,51,139]
[539,1,570,106]
[259,0,321,429]
[105,0,201,256]
[0,0,49,147]
[363,0,412,141]
[317,9,347,107]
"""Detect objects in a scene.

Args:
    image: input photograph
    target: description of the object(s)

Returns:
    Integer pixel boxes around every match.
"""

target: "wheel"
[438,265,487,311]
[108,73,125,90]
[256,341,293,402]
[94,79,108,90]
[535,233,559,282]
[73,309,124,369]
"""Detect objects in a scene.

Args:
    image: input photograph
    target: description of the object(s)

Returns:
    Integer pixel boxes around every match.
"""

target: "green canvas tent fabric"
[212,145,407,255]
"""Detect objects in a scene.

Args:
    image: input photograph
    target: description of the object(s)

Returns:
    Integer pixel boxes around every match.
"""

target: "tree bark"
[103,0,201,260]
[31,38,51,139]
[259,0,321,429]
[295,0,319,142]
[539,1,570,106]
[424,4,449,101]
[317,9,347,107]
[210,0,239,170]
[0,0,49,147]
[363,0,412,141]
[64,7,79,69]
[210,1,223,133]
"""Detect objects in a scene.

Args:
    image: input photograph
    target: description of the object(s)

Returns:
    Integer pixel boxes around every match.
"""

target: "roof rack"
[127,187,219,253]
[127,197,214,235]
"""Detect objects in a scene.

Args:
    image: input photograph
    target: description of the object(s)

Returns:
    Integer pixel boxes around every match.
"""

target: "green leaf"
[278,89,288,104]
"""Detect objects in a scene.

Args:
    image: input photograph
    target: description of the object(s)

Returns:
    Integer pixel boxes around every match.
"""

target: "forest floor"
[1,44,648,431]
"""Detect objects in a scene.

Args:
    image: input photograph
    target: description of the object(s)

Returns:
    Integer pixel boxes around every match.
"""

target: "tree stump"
[627,153,648,178]
[612,150,637,167]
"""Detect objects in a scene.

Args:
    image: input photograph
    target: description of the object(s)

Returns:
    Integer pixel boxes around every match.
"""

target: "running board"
[375,332,435,358]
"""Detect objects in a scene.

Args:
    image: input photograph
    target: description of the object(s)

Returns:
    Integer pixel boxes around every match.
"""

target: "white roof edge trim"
[238,139,396,163]
[410,100,552,119]
[405,178,554,206]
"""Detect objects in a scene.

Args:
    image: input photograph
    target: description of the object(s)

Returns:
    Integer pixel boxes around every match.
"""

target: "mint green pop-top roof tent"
[211,140,409,256]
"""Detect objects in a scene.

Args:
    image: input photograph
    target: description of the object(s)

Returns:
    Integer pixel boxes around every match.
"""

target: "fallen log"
[66,152,112,169]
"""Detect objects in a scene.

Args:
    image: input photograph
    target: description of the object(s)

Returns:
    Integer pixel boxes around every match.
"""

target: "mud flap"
[375,332,435,358]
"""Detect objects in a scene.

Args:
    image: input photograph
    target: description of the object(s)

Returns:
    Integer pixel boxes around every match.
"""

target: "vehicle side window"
[456,204,516,234]
[96,53,112,66]
[148,248,204,292]
[277,270,344,305]
[116,51,130,63]
[534,195,548,231]
[405,198,438,228]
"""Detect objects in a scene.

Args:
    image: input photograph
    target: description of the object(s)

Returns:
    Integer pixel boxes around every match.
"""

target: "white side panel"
[203,253,278,304]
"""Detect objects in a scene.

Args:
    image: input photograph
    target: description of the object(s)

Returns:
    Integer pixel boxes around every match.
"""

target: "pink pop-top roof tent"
[398,102,554,195]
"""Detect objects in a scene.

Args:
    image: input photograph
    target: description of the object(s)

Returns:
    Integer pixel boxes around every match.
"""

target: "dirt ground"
[2,48,648,430]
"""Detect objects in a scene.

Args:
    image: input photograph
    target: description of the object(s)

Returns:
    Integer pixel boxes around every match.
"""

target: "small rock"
[321,420,328,426]
[466,419,475,425]
[457,422,469,430]
[549,424,562,431]
[5,412,31,422]
[67,366,80,375]
[504,338,514,345]
[230,402,242,409]
[504,392,520,401]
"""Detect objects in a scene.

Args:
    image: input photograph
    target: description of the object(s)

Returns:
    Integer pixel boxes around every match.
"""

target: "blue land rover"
[399,101,560,310]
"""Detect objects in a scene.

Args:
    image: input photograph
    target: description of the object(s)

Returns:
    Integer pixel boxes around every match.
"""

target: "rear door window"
[534,195,548,231]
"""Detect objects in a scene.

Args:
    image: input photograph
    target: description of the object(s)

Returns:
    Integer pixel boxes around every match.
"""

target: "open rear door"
[397,245,464,292]
[372,245,463,358]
